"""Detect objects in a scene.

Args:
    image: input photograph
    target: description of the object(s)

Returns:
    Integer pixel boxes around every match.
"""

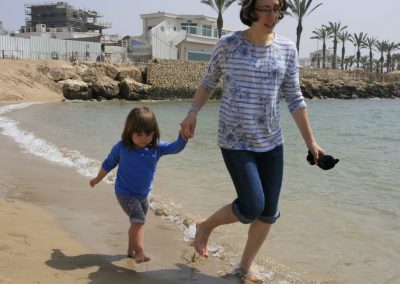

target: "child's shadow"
[46,249,238,283]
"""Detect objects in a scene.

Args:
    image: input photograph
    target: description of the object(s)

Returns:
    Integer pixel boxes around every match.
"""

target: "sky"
[1,0,400,58]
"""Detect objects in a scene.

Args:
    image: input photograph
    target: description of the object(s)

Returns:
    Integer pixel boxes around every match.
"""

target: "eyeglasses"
[254,6,281,15]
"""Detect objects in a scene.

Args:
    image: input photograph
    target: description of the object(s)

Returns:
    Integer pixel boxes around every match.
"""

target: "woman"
[180,0,325,278]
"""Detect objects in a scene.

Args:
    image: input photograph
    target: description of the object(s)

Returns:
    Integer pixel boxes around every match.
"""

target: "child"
[90,106,187,263]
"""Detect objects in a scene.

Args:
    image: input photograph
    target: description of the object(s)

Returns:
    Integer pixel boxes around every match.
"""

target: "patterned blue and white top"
[201,31,307,152]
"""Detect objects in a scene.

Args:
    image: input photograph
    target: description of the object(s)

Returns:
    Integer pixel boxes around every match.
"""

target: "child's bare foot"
[194,221,210,257]
[134,251,151,263]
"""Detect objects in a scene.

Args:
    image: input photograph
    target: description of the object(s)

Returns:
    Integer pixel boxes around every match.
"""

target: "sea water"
[1,99,399,283]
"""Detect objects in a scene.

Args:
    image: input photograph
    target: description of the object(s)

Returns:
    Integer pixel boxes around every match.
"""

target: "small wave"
[0,102,114,184]
[0,102,44,115]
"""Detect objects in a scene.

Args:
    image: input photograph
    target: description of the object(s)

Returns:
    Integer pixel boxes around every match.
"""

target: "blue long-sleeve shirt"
[102,134,187,199]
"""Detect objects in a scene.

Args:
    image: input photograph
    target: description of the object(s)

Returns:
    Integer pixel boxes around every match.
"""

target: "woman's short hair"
[240,0,288,26]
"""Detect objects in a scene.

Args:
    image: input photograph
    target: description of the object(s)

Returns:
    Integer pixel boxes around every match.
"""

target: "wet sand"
[0,125,243,283]
[0,56,242,284]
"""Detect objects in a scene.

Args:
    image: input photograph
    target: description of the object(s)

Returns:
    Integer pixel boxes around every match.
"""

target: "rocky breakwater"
[36,59,400,101]
[39,59,220,101]
[38,61,150,101]
[300,77,400,99]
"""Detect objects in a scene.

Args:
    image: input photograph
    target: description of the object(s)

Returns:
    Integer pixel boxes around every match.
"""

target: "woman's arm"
[180,86,213,139]
[291,107,325,162]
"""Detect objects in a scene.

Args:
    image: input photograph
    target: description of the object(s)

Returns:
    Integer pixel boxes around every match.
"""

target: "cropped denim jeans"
[221,145,284,224]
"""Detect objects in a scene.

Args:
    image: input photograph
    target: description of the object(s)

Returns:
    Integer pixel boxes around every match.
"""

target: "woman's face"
[131,131,154,149]
[252,0,281,31]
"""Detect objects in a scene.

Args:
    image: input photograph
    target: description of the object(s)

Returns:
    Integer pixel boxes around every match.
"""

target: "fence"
[301,68,400,83]
[0,35,101,62]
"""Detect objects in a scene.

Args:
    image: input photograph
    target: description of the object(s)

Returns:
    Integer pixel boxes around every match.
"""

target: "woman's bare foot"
[134,251,151,263]
[127,250,135,259]
[194,221,210,257]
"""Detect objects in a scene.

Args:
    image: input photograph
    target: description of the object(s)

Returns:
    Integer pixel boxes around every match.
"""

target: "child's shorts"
[116,194,149,224]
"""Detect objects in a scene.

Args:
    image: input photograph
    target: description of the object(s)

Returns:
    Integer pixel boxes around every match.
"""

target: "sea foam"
[0,103,114,184]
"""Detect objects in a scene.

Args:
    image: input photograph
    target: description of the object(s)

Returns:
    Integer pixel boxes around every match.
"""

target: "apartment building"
[124,12,233,62]
[18,2,111,40]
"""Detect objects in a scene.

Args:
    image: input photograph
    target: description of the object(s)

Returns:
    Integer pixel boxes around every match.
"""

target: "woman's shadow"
[46,249,239,283]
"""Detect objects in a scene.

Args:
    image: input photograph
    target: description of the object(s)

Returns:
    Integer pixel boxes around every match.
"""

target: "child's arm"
[158,132,187,157]
[90,167,108,188]
[90,141,121,188]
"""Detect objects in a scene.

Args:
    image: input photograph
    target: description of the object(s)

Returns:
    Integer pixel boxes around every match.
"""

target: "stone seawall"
[146,59,221,99]
[145,59,400,100]
[12,58,397,101]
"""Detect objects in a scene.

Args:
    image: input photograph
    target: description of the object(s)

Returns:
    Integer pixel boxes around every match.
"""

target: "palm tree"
[345,55,355,70]
[338,31,352,70]
[392,53,400,70]
[360,56,369,70]
[311,26,331,68]
[310,52,319,67]
[373,59,381,73]
[385,42,399,73]
[375,40,388,74]
[351,32,367,68]
[286,0,323,53]
[363,37,377,72]
[323,21,347,69]
[200,0,237,38]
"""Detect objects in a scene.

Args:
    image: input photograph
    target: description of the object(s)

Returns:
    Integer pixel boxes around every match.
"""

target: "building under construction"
[24,2,110,34]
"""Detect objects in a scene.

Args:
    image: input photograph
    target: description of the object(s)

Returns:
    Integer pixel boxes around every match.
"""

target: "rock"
[37,64,76,81]
[91,77,120,100]
[116,67,143,83]
[62,79,91,100]
[119,79,151,100]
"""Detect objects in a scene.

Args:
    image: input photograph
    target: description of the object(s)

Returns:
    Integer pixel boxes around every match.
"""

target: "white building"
[18,23,103,40]
[125,12,233,62]
[0,20,7,36]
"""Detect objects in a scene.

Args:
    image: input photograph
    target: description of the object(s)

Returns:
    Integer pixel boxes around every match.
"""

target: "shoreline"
[0,100,238,283]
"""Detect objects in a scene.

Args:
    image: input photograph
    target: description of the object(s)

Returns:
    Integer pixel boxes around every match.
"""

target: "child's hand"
[89,178,99,188]
[179,130,189,141]
[180,112,197,140]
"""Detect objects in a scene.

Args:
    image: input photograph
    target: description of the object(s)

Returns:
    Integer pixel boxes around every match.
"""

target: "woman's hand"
[308,142,325,164]
[180,111,197,140]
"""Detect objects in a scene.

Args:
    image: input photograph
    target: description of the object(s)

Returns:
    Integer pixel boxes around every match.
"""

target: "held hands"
[180,111,197,140]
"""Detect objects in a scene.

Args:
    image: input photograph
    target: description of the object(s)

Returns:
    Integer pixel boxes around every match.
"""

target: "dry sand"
[0,59,239,283]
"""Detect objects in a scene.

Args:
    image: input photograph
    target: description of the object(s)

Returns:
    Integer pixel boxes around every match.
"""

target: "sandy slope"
[0,59,67,103]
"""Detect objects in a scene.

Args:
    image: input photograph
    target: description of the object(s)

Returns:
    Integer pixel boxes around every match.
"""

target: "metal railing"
[301,68,400,83]
[0,49,102,62]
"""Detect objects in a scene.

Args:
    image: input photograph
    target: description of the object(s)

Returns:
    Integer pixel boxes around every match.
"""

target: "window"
[131,39,142,46]
[213,29,218,38]
[181,22,197,35]
[188,52,211,61]
[202,24,212,37]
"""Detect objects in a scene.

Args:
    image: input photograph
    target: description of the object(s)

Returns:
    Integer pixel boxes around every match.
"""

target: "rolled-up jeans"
[221,145,284,224]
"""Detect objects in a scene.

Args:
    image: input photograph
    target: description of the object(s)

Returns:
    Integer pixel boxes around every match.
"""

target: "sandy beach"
[0,59,238,283]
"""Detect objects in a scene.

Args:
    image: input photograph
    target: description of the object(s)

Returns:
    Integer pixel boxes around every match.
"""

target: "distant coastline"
[0,58,399,103]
